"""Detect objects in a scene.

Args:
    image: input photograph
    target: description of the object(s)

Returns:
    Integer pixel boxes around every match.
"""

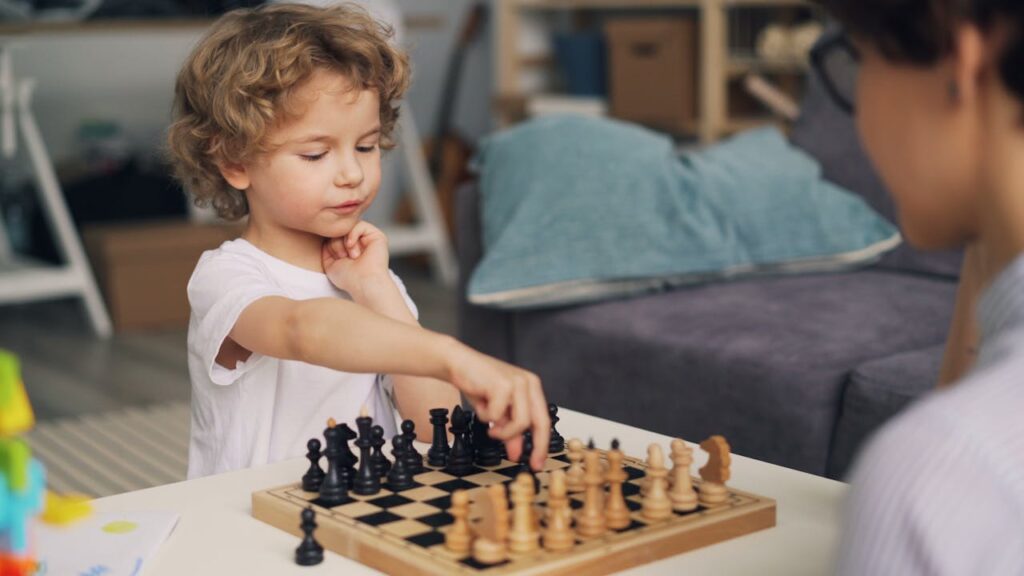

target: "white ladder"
[0,45,112,337]
[381,102,458,287]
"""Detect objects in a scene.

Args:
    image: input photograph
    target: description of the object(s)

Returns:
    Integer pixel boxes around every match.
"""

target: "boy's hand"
[447,345,551,471]
[322,221,390,297]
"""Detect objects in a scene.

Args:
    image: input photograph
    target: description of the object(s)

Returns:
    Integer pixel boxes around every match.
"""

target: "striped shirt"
[837,253,1024,575]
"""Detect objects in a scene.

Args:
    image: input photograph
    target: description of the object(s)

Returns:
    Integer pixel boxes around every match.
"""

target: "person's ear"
[217,160,250,191]
[950,23,986,106]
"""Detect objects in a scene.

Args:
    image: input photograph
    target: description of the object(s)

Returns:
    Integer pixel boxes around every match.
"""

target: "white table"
[95,409,847,575]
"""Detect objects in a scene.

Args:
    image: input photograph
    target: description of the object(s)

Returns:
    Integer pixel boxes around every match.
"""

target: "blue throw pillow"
[468,115,900,309]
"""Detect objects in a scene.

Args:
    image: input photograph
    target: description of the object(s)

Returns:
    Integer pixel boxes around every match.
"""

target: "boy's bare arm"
[230,295,457,380]
[347,271,461,442]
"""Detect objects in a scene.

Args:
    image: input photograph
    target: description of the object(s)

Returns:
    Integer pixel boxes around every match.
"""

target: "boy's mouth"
[330,200,363,214]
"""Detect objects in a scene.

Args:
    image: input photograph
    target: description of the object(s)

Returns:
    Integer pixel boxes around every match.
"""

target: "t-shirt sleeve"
[187,251,287,386]
[388,269,419,321]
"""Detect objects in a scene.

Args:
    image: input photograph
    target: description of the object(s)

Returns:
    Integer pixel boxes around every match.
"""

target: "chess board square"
[442,465,487,478]
[378,519,432,538]
[542,459,569,472]
[434,478,479,493]
[367,494,414,509]
[625,499,642,512]
[355,510,403,526]
[406,531,446,549]
[621,483,641,497]
[673,505,703,517]
[384,480,424,493]
[423,495,452,510]
[569,498,584,510]
[390,502,441,519]
[460,557,511,570]
[351,487,393,500]
[321,500,379,517]
[310,495,352,510]
[494,465,526,479]
[462,471,511,486]
[613,519,646,532]
[624,466,645,481]
[416,470,456,485]
[553,453,571,464]
[399,485,448,501]
[418,511,454,528]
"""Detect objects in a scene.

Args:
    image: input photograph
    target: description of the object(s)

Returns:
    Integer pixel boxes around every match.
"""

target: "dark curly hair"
[166,3,410,220]
[820,0,1024,103]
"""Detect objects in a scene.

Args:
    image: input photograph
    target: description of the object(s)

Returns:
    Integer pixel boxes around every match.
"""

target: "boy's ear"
[217,160,250,191]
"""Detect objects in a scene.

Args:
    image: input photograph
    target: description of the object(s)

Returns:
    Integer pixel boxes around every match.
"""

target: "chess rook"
[427,408,450,467]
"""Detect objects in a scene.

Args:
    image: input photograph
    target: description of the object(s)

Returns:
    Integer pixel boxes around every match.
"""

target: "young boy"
[814,0,1024,573]
[166,3,549,479]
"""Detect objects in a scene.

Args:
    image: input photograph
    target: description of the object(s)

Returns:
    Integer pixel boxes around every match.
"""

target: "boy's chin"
[900,222,969,251]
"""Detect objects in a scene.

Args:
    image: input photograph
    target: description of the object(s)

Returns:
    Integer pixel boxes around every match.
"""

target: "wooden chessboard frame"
[252,450,776,575]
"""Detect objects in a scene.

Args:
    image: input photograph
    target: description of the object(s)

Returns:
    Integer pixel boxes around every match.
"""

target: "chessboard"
[252,444,776,575]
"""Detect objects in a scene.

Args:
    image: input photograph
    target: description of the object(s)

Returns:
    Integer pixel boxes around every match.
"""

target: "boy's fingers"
[503,431,523,463]
[528,379,551,470]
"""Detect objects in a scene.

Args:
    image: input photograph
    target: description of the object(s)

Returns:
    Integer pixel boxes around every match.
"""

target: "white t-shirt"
[185,238,414,478]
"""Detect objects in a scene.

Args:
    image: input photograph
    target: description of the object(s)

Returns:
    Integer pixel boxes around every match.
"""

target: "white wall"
[7,0,493,179]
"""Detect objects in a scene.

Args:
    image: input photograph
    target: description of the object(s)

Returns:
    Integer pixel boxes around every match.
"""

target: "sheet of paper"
[34,510,179,576]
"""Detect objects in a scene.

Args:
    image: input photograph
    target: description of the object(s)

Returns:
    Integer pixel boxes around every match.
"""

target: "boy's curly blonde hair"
[167,3,410,220]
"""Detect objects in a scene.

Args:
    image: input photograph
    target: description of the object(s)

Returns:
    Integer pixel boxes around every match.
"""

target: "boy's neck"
[242,221,324,273]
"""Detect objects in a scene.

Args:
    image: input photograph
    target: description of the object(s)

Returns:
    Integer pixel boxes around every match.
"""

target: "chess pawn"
[575,445,606,538]
[604,440,631,530]
[565,438,585,493]
[641,444,672,522]
[445,489,473,553]
[473,484,509,565]
[295,506,324,566]
[698,435,732,508]
[543,470,574,552]
[301,438,325,492]
[508,473,540,554]
[669,439,698,512]
[548,403,565,453]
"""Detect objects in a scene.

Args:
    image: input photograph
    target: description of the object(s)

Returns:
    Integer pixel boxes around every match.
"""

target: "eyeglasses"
[809,33,860,115]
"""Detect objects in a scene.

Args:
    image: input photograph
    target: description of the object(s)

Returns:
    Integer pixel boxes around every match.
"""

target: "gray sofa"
[457,61,962,480]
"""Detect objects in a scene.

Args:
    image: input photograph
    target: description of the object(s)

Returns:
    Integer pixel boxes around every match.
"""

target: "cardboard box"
[605,17,698,134]
[83,219,242,332]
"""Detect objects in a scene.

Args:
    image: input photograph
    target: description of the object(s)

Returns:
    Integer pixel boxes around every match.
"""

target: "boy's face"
[227,69,382,241]
[854,41,981,249]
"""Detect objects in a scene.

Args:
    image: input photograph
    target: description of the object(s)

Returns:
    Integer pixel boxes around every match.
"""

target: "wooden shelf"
[727,57,807,77]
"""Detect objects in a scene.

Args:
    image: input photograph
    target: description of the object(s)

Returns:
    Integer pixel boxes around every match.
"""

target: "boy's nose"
[334,156,364,188]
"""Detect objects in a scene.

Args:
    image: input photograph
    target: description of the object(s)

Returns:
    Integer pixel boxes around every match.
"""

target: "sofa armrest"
[456,182,516,362]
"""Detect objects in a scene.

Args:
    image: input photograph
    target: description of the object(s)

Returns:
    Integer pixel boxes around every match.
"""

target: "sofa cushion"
[828,345,944,479]
[510,270,956,476]
[469,117,899,310]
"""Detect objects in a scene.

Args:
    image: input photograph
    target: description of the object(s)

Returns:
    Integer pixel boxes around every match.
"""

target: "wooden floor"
[0,261,457,496]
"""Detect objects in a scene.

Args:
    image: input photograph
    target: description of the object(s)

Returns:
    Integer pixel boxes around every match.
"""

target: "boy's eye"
[300,152,327,162]
[357,144,379,153]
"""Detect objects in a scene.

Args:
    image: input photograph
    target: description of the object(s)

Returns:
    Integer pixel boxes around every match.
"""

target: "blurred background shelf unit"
[495,0,821,143]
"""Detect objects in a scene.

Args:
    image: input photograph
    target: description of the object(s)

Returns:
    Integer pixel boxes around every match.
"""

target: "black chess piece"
[370,425,391,478]
[337,423,358,489]
[301,438,325,492]
[353,414,381,496]
[519,430,540,492]
[295,506,324,566]
[427,407,450,467]
[400,420,424,474]
[316,425,351,507]
[386,435,415,491]
[471,413,501,467]
[444,406,474,476]
[548,403,565,453]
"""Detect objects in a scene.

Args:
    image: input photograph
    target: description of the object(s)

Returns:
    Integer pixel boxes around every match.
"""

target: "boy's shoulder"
[189,239,277,293]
